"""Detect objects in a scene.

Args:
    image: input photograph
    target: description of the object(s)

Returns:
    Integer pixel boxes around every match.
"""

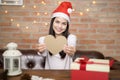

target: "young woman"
[36,1,77,69]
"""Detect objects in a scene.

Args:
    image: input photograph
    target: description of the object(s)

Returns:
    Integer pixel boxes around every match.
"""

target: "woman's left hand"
[63,45,76,56]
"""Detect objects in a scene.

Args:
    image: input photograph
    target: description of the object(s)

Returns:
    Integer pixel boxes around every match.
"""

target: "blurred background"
[0,0,120,61]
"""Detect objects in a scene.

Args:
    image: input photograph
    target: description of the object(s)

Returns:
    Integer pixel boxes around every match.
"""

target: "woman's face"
[53,17,68,36]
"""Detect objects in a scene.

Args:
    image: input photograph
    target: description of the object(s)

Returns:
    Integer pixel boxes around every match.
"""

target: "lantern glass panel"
[5,58,10,69]
[13,58,19,71]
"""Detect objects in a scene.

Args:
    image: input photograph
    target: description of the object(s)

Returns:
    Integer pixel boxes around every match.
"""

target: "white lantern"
[3,42,22,76]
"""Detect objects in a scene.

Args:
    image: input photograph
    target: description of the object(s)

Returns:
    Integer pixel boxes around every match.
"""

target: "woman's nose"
[58,23,62,28]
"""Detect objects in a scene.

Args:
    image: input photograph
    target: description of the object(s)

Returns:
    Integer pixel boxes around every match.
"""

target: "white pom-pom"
[67,8,72,13]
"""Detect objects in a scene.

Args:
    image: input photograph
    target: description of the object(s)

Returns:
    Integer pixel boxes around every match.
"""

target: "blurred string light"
[37,12,40,16]
[92,0,96,4]
[44,12,48,15]
[33,5,37,9]
[41,0,46,5]
[16,23,20,27]
[3,0,96,29]
[58,1,62,4]
[22,5,25,8]
[10,18,14,22]
[72,8,75,12]
[25,26,29,29]
[33,20,37,24]
[5,10,8,14]
[45,22,48,26]
[79,12,83,16]
[86,8,90,12]
[79,0,96,16]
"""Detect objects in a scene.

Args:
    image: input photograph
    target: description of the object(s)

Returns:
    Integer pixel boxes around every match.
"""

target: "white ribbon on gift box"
[31,75,55,80]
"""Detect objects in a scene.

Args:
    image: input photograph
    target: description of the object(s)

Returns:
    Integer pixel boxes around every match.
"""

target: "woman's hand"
[63,45,76,56]
[35,44,46,53]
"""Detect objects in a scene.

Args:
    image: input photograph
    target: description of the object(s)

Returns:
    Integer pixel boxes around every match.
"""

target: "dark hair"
[49,17,70,38]
[48,17,70,59]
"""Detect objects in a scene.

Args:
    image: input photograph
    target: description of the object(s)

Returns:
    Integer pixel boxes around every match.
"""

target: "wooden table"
[6,70,120,80]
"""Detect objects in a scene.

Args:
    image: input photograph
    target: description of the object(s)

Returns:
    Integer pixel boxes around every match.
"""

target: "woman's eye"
[55,21,59,23]
[62,23,67,25]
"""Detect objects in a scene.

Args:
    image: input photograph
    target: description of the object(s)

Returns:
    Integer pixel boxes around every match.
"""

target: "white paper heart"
[44,35,67,55]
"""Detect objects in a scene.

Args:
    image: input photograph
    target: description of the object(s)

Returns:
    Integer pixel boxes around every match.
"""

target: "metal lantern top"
[3,42,22,57]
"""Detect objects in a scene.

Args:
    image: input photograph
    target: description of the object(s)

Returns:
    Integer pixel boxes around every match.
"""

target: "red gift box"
[70,57,114,80]
[71,70,108,80]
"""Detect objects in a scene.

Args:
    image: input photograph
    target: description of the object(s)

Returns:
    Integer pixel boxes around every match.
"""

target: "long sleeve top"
[38,34,77,70]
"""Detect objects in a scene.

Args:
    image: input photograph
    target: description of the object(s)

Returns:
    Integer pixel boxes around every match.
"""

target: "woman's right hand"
[36,44,46,53]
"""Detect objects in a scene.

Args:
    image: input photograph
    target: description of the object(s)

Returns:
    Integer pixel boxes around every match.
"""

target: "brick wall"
[0,0,120,61]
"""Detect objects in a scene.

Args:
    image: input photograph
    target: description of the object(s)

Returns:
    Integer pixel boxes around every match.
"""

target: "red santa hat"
[51,1,73,23]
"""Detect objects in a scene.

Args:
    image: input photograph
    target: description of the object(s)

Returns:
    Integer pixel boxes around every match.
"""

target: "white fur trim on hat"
[51,12,70,22]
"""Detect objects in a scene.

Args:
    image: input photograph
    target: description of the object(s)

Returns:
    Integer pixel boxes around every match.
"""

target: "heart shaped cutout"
[45,35,67,55]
